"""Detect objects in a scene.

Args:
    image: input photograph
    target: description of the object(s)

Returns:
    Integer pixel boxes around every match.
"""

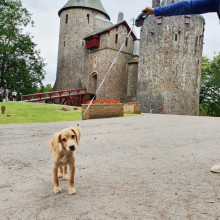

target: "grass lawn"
[0,102,142,124]
[0,102,82,124]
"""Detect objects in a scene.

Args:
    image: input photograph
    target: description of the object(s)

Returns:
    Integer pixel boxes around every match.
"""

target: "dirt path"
[0,114,220,219]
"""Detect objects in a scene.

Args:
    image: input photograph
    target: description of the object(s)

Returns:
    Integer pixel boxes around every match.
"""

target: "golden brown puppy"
[49,127,81,195]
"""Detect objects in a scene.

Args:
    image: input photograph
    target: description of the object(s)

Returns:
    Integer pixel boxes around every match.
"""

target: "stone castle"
[54,0,205,115]
[54,0,138,101]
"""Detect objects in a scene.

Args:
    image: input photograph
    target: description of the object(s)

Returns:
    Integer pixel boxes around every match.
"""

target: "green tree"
[200,54,220,117]
[209,54,220,89]
[0,0,46,94]
[36,83,53,93]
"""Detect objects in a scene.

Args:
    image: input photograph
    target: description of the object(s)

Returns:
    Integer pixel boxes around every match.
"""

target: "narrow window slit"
[87,14,90,24]
[66,14,68,24]
[175,33,178,41]
[115,34,118,44]
[125,39,128,47]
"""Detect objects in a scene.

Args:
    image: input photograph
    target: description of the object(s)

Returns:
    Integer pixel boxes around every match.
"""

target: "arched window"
[66,14,68,24]
[91,72,97,93]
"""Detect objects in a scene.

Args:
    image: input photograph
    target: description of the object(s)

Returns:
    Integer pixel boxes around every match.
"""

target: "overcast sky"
[21,0,220,86]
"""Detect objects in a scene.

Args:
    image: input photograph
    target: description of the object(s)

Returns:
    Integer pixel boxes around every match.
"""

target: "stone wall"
[127,57,139,98]
[94,16,113,31]
[104,25,134,54]
[137,15,204,115]
[87,49,132,100]
[86,24,134,100]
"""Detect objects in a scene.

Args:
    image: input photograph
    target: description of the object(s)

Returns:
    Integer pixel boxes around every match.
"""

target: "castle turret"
[54,0,110,91]
[58,0,110,19]
[137,0,205,115]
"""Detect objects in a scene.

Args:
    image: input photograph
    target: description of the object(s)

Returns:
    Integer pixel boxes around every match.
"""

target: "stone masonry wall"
[94,16,113,32]
[85,24,134,100]
[127,58,139,98]
[137,15,204,115]
[87,49,132,100]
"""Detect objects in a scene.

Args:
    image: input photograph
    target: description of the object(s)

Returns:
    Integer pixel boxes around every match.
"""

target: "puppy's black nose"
[69,145,75,151]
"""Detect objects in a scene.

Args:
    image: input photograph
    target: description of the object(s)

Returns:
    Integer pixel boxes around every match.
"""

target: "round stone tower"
[137,0,205,115]
[54,0,110,91]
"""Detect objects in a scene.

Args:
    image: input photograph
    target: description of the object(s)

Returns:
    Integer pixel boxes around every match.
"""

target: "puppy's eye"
[62,138,66,142]
[71,135,75,139]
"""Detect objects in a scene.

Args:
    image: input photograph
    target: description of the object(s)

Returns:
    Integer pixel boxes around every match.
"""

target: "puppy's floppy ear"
[49,133,61,151]
[70,127,82,145]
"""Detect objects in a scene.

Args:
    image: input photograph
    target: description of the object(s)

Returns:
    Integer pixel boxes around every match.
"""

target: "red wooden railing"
[20,88,87,107]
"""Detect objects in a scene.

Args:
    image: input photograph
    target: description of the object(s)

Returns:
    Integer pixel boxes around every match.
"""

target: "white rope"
[77,27,134,127]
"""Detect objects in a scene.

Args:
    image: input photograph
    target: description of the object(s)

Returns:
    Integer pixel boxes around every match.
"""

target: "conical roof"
[58,0,110,20]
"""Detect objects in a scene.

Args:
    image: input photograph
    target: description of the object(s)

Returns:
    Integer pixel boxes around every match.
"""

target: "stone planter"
[82,104,123,120]
[123,104,141,114]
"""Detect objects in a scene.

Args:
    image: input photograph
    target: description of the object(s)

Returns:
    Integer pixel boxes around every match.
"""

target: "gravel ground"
[0,114,220,220]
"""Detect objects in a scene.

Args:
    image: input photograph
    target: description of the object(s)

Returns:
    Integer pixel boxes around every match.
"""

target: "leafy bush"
[200,55,220,117]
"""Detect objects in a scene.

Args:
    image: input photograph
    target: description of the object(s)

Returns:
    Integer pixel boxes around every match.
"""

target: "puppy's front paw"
[53,187,62,194]
[68,187,76,195]
[63,175,69,181]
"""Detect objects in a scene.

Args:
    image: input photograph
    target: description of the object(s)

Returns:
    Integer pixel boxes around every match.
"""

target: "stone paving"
[0,114,220,219]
